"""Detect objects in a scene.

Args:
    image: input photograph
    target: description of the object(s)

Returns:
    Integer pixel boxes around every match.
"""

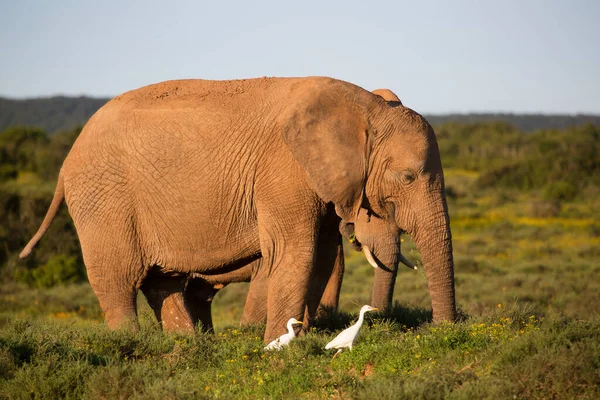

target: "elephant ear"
[372,88,403,106]
[280,81,371,222]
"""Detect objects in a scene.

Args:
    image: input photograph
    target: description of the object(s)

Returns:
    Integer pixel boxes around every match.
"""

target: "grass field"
[1,168,599,399]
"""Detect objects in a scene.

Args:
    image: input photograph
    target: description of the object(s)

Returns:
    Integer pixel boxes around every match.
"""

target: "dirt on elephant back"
[111,77,289,111]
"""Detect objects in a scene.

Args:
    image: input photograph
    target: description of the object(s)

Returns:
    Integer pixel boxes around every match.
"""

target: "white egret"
[325,305,378,358]
[263,318,303,351]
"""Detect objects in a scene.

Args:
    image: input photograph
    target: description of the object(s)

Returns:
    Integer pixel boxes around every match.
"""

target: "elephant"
[160,88,414,332]
[20,77,457,342]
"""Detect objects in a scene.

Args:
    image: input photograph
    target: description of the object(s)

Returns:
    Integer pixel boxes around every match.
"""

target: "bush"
[16,254,85,288]
[465,124,600,194]
[0,164,17,181]
[543,181,577,202]
[0,127,50,173]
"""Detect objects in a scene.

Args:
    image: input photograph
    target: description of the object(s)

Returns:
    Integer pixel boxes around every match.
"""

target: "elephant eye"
[401,170,417,185]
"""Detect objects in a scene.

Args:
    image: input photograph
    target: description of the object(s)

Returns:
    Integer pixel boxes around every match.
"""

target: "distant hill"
[425,113,600,132]
[1,96,598,134]
[0,96,110,134]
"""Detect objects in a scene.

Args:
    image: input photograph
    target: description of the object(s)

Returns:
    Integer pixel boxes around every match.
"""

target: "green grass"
[1,167,600,398]
[1,306,598,399]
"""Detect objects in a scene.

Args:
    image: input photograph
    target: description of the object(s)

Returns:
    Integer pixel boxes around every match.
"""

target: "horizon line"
[1,94,599,117]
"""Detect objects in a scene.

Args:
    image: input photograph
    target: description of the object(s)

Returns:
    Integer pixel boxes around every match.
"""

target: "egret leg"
[331,349,343,360]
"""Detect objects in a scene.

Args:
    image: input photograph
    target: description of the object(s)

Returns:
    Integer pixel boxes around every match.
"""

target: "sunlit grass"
[1,308,598,399]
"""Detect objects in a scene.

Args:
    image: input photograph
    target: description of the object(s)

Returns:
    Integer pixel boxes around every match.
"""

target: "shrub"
[473,124,599,194]
[0,164,17,181]
[543,181,577,202]
[17,254,85,288]
[0,126,50,173]
[444,185,461,200]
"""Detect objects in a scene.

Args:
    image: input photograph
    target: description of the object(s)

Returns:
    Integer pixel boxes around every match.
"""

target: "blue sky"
[1,0,598,114]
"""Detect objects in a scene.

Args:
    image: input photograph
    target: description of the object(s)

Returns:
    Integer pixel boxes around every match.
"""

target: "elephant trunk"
[371,266,397,311]
[411,197,457,323]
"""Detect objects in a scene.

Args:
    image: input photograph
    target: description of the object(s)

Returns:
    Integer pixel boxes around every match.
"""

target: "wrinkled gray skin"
[21,77,456,342]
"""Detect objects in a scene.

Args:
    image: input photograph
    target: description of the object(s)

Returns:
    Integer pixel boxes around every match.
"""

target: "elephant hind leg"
[90,277,139,330]
[81,236,144,331]
[183,278,226,333]
[140,273,196,334]
[85,262,140,330]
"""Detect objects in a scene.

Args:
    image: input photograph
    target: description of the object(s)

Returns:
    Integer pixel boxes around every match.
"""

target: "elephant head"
[281,79,456,323]
[340,88,413,312]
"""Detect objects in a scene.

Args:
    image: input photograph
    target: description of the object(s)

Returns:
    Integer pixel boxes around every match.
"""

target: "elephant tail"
[19,171,65,259]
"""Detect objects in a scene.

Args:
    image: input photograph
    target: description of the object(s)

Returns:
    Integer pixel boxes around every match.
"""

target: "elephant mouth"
[340,221,416,271]
[362,245,416,271]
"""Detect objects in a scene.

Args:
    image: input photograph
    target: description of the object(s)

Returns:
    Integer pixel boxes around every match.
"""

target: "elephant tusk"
[399,252,417,270]
[362,246,379,269]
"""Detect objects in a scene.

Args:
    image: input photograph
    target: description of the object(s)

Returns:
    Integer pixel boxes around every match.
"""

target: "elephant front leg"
[255,187,324,343]
[141,275,195,333]
[265,258,314,343]
[243,240,342,329]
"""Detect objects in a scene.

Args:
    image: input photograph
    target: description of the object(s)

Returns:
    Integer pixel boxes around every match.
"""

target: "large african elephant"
[20,77,456,342]
[174,89,411,332]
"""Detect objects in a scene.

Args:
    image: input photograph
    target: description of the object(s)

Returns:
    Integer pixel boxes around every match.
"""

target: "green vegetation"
[1,295,598,399]
[1,120,599,398]
[0,126,84,289]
